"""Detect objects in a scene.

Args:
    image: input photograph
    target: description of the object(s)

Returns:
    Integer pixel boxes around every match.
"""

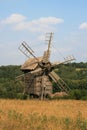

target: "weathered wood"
[24,72,52,97]
[17,33,74,99]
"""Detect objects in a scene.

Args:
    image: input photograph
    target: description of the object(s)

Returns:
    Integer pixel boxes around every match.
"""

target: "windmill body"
[17,33,75,99]
[21,57,53,98]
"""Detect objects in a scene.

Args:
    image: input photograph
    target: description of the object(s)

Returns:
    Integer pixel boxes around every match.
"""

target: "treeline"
[53,62,87,100]
[0,65,25,99]
[0,62,87,100]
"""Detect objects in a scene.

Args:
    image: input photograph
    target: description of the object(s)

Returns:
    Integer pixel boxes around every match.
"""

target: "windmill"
[16,33,75,99]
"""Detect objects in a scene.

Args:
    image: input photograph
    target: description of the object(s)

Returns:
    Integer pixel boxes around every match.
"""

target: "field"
[0,99,87,130]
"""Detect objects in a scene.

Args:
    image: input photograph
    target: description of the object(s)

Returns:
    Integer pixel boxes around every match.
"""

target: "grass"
[0,99,87,130]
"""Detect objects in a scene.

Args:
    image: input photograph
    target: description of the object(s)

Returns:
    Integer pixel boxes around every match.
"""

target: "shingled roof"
[21,57,43,71]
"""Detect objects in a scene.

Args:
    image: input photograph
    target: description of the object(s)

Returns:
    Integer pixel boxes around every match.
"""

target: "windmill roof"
[21,57,43,71]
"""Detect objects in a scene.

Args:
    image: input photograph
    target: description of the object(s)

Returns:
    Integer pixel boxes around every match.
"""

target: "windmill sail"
[15,74,25,81]
[49,71,71,93]
[19,41,34,58]
[42,32,53,63]
[51,55,76,69]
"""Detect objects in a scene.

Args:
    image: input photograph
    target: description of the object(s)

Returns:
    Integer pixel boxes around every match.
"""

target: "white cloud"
[31,17,64,25]
[1,13,26,24]
[14,16,64,32]
[1,13,64,32]
[79,22,87,29]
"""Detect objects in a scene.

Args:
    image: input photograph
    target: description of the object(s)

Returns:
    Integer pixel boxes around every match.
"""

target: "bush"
[69,89,87,100]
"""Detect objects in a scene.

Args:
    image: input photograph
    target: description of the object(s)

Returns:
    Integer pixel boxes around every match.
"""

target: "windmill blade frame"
[49,71,71,93]
[19,41,39,62]
[42,32,53,63]
[51,55,76,69]
[19,41,34,58]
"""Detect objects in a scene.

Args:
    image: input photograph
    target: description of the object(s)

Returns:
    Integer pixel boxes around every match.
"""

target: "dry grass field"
[0,99,87,130]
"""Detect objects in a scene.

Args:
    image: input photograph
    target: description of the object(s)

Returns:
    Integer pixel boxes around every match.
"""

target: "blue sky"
[0,0,87,65]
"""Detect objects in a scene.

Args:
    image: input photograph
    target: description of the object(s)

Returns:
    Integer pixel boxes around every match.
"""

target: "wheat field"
[0,99,87,130]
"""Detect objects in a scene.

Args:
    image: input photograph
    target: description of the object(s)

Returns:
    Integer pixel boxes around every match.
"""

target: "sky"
[0,0,87,65]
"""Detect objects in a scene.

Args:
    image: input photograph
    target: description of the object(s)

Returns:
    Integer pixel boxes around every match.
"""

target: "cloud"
[14,16,64,32]
[1,13,26,24]
[1,13,64,32]
[31,17,64,25]
[79,22,87,29]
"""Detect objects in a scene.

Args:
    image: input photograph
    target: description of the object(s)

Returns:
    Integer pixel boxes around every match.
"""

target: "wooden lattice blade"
[48,71,70,93]
[15,74,25,81]
[42,33,53,63]
[51,55,76,69]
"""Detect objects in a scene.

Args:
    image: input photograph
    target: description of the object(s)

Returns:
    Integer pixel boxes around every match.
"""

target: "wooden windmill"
[16,33,75,99]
